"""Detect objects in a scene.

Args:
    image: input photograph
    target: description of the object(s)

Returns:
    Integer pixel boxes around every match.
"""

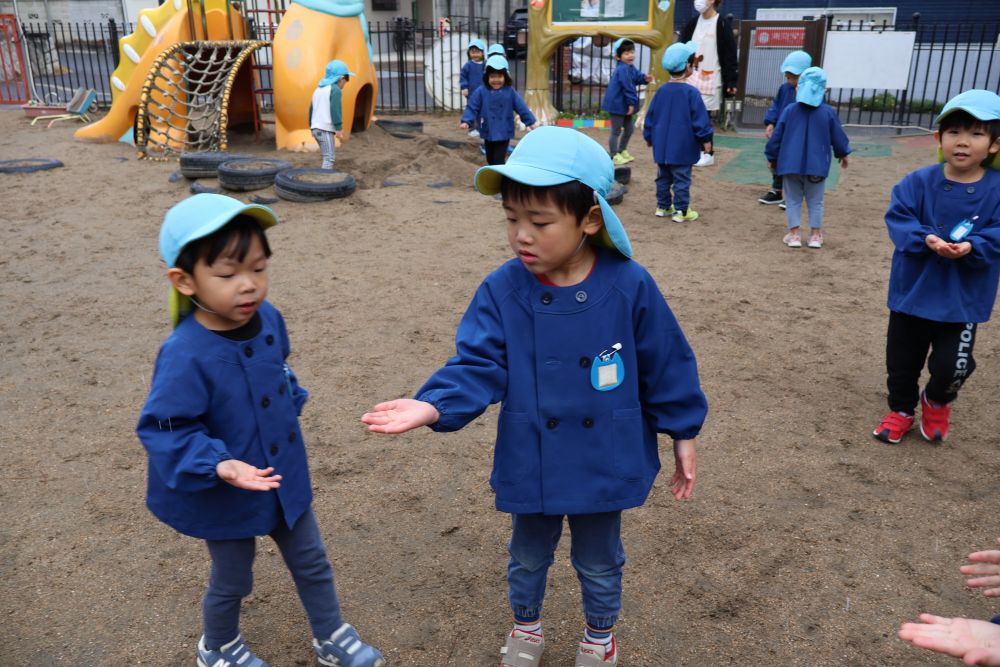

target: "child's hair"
[484,64,513,87]
[615,39,634,58]
[668,54,696,76]
[500,177,595,224]
[174,214,272,273]
[939,109,1000,157]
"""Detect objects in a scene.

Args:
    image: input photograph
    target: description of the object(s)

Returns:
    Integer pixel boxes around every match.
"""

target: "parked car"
[503,7,528,58]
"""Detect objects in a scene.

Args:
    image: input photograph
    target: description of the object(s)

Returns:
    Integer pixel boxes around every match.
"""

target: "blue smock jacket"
[763,81,796,127]
[462,86,536,142]
[460,60,485,95]
[642,82,713,166]
[602,61,647,116]
[136,302,312,539]
[414,247,708,516]
[764,102,852,178]
[885,165,1000,323]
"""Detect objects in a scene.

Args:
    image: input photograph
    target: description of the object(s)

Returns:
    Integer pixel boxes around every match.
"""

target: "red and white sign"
[753,27,806,48]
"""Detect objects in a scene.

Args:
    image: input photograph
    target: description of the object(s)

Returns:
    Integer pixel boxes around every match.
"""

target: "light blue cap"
[485,54,510,71]
[160,193,277,326]
[795,66,827,107]
[613,37,634,56]
[487,43,505,56]
[935,89,1000,124]
[474,126,633,258]
[468,38,486,52]
[318,59,355,87]
[780,50,812,75]
[662,41,696,73]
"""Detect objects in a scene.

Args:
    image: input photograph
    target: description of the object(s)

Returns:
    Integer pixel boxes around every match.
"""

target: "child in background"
[362,127,707,667]
[602,38,652,165]
[764,66,851,249]
[137,194,384,667]
[872,89,1000,445]
[309,60,352,170]
[642,41,713,223]
[758,50,812,207]
[461,54,537,165]
[487,42,506,58]
[460,38,487,137]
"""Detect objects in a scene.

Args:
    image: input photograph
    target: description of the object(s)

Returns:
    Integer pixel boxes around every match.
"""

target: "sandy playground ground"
[3,109,1000,667]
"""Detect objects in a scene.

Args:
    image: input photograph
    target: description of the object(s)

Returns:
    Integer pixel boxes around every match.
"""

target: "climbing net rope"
[136,40,267,160]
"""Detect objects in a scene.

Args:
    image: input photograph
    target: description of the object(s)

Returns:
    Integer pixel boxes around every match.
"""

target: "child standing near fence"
[461,54,537,165]
[309,60,352,170]
[461,38,487,137]
[362,126,707,667]
[758,50,811,207]
[602,38,652,165]
[764,66,851,249]
[642,41,713,223]
[872,89,1000,445]
[137,194,385,667]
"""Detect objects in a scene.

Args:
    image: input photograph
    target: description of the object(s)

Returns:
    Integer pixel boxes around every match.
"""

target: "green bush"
[850,92,897,112]
[906,98,945,115]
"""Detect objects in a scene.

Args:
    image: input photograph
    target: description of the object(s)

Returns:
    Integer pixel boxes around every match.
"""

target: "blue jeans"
[507,512,625,630]
[655,163,693,212]
[783,174,826,230]
[202,507,343,648]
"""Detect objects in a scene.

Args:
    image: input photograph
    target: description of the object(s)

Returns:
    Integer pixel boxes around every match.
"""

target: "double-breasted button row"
[546,417,596,428]
[540,291,589,305]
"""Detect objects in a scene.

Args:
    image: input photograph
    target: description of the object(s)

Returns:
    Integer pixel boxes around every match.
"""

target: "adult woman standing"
[679,0,738,166]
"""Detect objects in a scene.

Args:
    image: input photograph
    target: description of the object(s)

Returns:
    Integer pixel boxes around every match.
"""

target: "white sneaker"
[468,129,480,138]
[808,233,823,248]
[694,152,715,167]
[783,231,802,248]
[576,636,618,666]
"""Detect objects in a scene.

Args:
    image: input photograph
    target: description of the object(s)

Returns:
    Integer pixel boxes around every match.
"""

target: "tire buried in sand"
[217,158,292,192]
[274,168,357,202]
[0,158,64,174]
[179,152,253,179]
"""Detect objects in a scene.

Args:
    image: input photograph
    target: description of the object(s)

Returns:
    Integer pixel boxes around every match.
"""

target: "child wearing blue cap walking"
[362,126,708,667]
[872,89,1000,445]
[461,38,487,137]
[643,40,713,223]
[764,66,851,249]
[602,38,652,165]
[461,54,537,165]
[137,194,385,667]
[310,60,353,169]
[758,50,811,206]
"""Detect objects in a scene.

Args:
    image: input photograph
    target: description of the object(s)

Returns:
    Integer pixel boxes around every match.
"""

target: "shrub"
[850,92,897,112]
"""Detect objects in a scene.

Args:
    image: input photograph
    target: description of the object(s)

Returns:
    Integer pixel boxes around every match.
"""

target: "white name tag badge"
[591,349,624,391]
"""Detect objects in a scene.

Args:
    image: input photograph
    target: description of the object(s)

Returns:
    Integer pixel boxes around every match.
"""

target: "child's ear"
[989,135,1000,156]
[167,267,196,296]
[933,129,941,144]
[582,204,604,237]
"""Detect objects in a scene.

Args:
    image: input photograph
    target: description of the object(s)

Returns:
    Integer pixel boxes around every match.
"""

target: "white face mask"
[693,0,709,12]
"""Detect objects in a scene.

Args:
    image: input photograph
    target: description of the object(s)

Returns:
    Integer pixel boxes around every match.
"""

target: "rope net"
[136,40,267,159]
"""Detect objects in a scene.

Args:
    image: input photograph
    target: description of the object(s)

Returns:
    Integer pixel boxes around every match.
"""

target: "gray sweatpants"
[312,128,336,169]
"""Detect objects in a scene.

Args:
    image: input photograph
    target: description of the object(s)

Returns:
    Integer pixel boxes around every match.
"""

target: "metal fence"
[8,15,998,131]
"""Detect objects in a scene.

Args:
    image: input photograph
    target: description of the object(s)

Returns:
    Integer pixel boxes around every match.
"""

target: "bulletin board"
[822,31,915,90]
[551,0,652,25]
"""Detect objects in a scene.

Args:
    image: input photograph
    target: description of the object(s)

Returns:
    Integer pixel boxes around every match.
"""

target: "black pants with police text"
[885,310,977,413]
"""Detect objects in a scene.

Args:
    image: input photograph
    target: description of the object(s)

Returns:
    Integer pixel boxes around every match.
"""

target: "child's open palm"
[216,460,282,491]
[362,398,440,434]
[962,538,1000,596]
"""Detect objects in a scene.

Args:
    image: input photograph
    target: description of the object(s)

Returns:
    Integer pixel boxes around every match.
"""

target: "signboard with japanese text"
[752,27,805,48]
[550,0,652,25]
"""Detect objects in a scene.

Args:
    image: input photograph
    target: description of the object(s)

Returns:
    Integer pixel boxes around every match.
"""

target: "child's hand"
[462,89,469,97]
[899,614,1000,665]
[644,73,652,83]
[670,438,697,500]
[216,460,282,491]
[764,124,774,139]
[362,398,440,434]
[335,130,344,140]
[927,235,972,259]
[768,161,776,171]
[626,105,635,115]
[459,122,469,129]
[840,156,849,169]
[962,539,1000,596]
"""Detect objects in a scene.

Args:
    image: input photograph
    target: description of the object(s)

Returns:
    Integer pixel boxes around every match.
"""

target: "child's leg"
[782,174,805,231]
[886,311,934,413]
[618,114,636,153]
[271,507,344,641]
[608,113,625,155]
[671,164,692,213]
[311,128,336,169]
[803,176,826,232]
[508,513,564,625]
[203,537,256,648]
[925,321,978,404]
[567,512,625,634]
[485,140,509,165]
[772,172,783,194]
[655,163,674,210]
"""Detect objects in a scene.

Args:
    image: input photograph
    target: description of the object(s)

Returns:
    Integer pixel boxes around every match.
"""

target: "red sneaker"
[920,393,951,442]
[873,411,915,444]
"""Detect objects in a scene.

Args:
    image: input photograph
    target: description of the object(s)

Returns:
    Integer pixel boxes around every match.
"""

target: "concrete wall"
[0,0,127,24]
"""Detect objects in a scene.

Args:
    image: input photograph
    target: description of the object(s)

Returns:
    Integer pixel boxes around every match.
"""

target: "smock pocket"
[493,409,534,485]
[611,407,645,481]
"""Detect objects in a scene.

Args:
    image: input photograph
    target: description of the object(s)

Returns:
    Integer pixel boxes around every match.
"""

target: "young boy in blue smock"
[764,66,851,249]
[309,60,352,170]
[758,50,811,206]
[460,54,537,165]
[643,40,713,223]
[137,194,384,667]
[602,38,652,166]
[460,38,486,137]
[363,127,707,667]
[872,89,1000,445]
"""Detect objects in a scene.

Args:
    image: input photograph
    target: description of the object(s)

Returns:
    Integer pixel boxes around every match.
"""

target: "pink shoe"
[808,233,823,248]
[783,231,801,248]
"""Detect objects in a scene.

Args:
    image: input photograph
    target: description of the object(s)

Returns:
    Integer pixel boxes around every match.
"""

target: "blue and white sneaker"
[197,635,269,667]
[314,623,385,667]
